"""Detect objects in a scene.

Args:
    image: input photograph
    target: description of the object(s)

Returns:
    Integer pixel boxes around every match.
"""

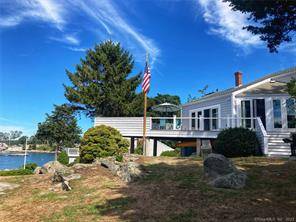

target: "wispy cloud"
[68,0,160,65]
[50,34,80,45]
[0,0,65,30]
[1,0,160,64]
[197,0,261,49]
[67,47,87,52]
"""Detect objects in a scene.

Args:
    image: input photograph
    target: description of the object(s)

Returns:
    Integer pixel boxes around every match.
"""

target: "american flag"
[142,62,151,93]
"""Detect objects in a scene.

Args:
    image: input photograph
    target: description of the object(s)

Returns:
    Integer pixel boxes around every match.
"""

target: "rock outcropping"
[203,153,247,189]
[97,155,142,182]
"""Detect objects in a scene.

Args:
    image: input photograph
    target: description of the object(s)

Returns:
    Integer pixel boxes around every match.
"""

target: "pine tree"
[64,40,141,117]
[36,104,81,149]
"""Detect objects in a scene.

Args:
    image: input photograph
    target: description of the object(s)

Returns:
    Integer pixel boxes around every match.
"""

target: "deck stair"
[267,132,292,156]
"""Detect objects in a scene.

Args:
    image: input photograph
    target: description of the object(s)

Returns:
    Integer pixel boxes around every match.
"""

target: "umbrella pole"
[143,92,147,156]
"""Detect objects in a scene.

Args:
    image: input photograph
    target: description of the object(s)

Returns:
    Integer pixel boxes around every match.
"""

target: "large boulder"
[204,153,236,179]
[43,161,74,175]
[98,156,142,182]
[34,166,47,174]
[203,153,247,189]
[209,172,247,189]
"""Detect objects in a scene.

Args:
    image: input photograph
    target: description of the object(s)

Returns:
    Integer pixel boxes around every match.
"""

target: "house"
[94,67,296,157]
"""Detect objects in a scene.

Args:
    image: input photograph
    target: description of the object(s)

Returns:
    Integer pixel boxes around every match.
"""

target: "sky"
[0,0,295,136]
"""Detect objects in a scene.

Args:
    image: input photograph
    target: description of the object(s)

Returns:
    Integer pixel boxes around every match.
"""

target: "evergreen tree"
[64,40,141,117]
[36,104,81,152]
[287,79,296,99]
[225,0,296,52]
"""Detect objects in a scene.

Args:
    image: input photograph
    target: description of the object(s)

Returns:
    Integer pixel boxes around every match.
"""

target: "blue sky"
[0,0,295,136]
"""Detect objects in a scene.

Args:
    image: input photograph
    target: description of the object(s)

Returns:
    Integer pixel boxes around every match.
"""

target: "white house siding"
[182,95,232,130]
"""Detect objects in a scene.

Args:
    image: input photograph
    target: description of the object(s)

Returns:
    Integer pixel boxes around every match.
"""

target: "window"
[273,100,282,128]
[197,111,202,130]
[241,100,251,128]
[211,108,218,130]
[191,112,196,129]
[204,109,210,131]
[287,98,296,129]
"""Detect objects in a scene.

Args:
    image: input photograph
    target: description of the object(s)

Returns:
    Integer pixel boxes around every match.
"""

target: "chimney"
[234,71,243,87]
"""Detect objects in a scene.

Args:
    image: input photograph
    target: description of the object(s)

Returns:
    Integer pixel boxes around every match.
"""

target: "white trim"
[189,104,221,131]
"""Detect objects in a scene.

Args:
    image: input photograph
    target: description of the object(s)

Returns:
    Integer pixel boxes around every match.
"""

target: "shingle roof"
[182,66,296,107]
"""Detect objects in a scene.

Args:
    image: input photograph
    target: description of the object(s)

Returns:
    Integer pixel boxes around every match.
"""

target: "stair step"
[268,142,290,148]
[268,152,291,157]
[268,147,291,151]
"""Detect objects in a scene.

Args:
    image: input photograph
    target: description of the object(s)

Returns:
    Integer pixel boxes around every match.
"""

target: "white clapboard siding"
[94,117,219,139]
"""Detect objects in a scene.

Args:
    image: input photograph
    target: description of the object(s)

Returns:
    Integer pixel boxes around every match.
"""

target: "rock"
[0,182,19,193]
[98,156,142,182]
[52,171,65,184]
[72,163,91,169]
[203,153,247,189]
[100,157,121,174]
[210,172,247,189]
[61,180,72,191]
[43,161,74,175]
[64,174,81,181]
[203,153,237,179]
[34,166,47,174]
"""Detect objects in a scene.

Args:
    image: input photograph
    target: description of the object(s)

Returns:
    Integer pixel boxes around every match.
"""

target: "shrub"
[0,169,33,176]
[115,154,123,162]
[58,151,69,165]
[213,127,261,158]
[24,163,38,171]
[160,150,180,157]
[135,145,143,155]
[80,125,129,163]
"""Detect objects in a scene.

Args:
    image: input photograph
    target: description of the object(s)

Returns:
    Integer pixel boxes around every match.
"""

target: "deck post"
[130,137,135,154]
[153,139,158,156]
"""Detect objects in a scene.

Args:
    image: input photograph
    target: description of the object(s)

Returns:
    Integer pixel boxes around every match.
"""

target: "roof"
[182,66,296,107]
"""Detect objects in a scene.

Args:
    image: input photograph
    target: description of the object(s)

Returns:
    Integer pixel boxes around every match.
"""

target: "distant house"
[95,67,296,157]
[0,142,8,151]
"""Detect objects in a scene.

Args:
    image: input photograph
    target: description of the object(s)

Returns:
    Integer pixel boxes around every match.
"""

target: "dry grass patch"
[0,157,295,222]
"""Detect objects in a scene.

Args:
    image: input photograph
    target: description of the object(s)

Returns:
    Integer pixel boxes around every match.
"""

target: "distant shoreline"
[0,150,55,154]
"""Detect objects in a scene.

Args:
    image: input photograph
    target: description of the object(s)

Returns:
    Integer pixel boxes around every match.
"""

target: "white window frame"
[189,104,221,131]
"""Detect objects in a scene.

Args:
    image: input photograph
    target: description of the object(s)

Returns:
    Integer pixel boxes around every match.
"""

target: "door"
[253,99,266,128]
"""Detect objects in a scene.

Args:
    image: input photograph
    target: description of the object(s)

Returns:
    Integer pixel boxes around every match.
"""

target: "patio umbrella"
[151,102,181,113]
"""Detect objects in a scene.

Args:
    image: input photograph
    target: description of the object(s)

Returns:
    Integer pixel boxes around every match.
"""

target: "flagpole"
[142,52,149,156]
[143,92,147,156]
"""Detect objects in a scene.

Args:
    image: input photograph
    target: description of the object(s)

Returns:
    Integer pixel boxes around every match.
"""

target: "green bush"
[58,151,69,165]
[135,144,143,155]
[24,163,38,171]
[0,169,33,176]
[80,125,129,163]
[213,127,261,158]
[160,150,180,157]
[115,154,123,162]
[36,145,54,151]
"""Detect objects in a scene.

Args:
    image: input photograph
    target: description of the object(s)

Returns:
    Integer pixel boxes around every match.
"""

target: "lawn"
[0,157,295,222]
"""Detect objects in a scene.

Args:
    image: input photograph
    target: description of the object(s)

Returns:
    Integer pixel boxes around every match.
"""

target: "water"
[0,152,55,170]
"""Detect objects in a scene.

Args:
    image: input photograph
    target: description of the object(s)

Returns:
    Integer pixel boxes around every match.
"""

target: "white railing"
[65,148,79,157]
[150,116,260,131]
[254,117,268,155]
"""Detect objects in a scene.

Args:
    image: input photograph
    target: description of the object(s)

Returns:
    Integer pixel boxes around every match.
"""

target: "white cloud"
[0,0,65,30]
[1,0,160,65]
[197,0,261,48]
[50,34,80,45]
[67,47,87,52]
[68,0,160,65]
